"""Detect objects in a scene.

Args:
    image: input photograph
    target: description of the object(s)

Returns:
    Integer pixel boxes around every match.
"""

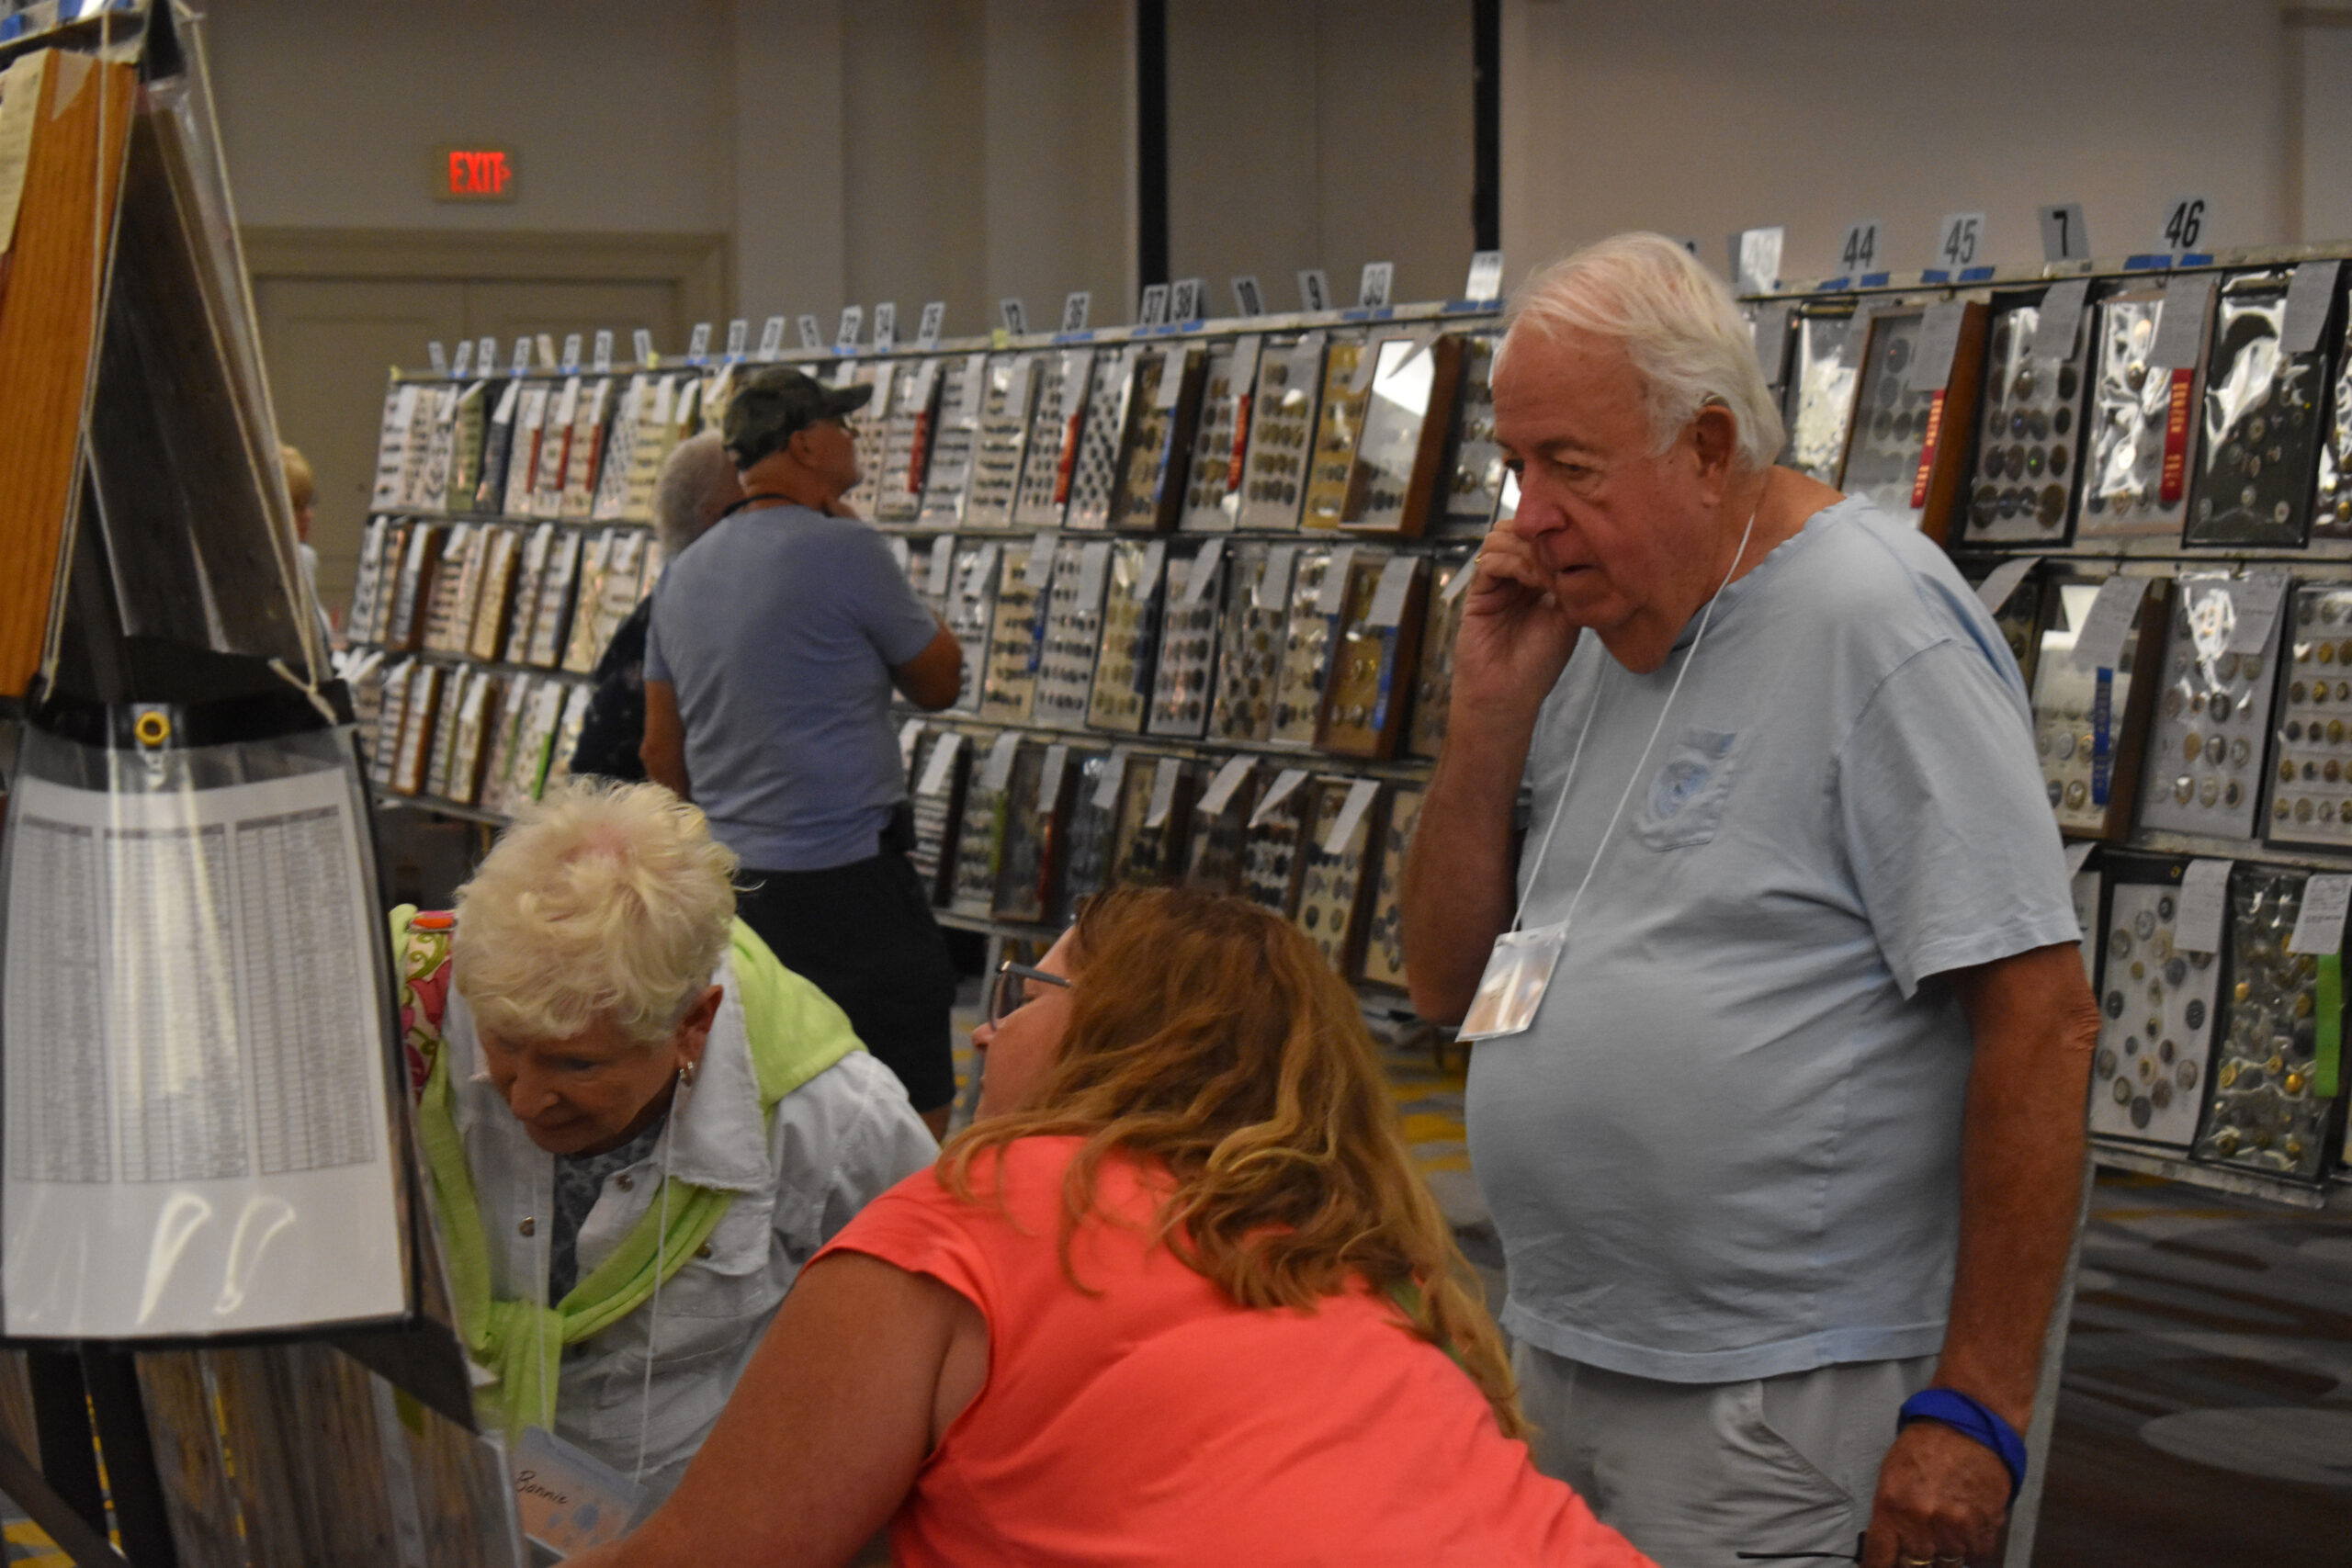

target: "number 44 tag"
[1838,220,1882,276]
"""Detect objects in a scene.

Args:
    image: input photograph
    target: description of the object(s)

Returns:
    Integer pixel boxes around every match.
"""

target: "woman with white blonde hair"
[390,778,933,1513]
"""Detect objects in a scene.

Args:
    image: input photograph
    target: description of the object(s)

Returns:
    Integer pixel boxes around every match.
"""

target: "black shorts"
[734,850,959,1112]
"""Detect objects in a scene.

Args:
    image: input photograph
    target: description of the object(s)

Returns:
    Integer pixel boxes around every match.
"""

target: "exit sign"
[435,145,518,202]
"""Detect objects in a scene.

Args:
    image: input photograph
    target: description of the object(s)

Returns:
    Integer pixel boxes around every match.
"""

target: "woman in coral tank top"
[575,886,1654,1568]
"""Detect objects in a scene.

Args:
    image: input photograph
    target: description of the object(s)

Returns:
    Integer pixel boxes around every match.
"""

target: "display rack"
[343,294,1507,1036]
[1748,240,2352,1217]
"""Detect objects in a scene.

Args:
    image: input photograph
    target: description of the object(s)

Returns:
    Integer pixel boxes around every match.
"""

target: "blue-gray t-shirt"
[1468,497,2079,1383]
[644,504,940,870]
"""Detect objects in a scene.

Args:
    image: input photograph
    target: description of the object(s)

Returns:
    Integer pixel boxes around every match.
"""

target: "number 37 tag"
[1457,922,1569,1042]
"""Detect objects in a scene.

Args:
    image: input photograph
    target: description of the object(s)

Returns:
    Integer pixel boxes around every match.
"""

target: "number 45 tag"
[1937,212,1984,271]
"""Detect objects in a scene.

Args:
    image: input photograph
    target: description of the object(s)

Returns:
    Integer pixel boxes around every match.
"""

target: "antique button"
[616,1173,634,1192]
[519,1218,537,1237]
[696,1242,714,1258]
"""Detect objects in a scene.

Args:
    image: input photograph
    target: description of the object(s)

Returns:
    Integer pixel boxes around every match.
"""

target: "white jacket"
[437,953,936,1504]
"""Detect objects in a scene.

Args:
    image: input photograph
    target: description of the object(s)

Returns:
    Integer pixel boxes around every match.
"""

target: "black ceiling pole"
[1137,0,1170,296]
[1473,0,1500,252]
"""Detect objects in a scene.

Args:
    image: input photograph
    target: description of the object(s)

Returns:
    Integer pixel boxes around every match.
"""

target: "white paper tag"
[1001,298,1029,335]
[1058,350,1093,412]
[956,351,989,419]
[1316,546,1360,615]
[980,729,1023,793]
[1250,767,1312,828]
[1152,351,1187,410]
[723,320,748,360]
[2176,859,2233,955]
[1909,300,1967,391]
[797,314,823,351]
[1364,555,1419,629]
[1145,759,1182,828]
[964,543,1001,604]
[1093,746,1131,810]
[1135,285,1168,328]
[835,305,865,353]
[560,333,582,372]
[1934,211,1985,274]
[909,356,941,412]
[917,301,946,349]
[1185,539,1225,605]
[1025,531,1057,588]
[2149,274,2216,372]
[2069,575,2148,672]
[1323,779,1382,855]
[899,717,925,769]
[756,316,786,361]
[1258,544,1300,611]
[1463,249,1505,302]
[2038,203,2090,263]
[686,323,713,363]
[1231,276,1265,316]
[1838,300,1880,369]
[918,732,965,795]
[1198,754,1255,818]
[1229,333,1263,392]
[2288,874,2352,956]
[926,541,956,596]
[2064,840,2098,876]
[2030,278,2092,365]
[1040,742,1070,813]
[511,1426,640,1556]
[1136,541,1167,596]
[1733,227,1784,295]
[633,328,654,365]
[1357,262,1395,310]
[1298,269,1331,312]
[492,378,522,423]
[2225,570,2290,655]
[872,302,899,351]
[1059,291,1091,333]
[591,330,614,373]
[1974,557,2041,616]
[2159,194,2211,255]
[1075,541,1113,607]
[2280,260,2342,356]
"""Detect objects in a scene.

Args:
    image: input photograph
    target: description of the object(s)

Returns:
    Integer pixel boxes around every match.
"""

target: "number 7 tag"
[1456,922,1569,1042]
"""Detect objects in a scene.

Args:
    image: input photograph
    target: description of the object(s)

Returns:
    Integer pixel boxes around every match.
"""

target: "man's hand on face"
[1451,517,1582,723]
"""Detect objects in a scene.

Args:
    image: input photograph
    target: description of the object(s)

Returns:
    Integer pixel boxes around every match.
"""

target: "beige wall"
[1167,0,1475,313]
[1500,0,2301,290]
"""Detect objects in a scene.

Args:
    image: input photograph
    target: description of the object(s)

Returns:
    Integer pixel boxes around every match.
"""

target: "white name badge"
[511,1425,642,1556]
[1456,922,1568,1042]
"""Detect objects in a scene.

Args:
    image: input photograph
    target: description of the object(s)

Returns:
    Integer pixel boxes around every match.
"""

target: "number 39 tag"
[1457,922,1568,1042]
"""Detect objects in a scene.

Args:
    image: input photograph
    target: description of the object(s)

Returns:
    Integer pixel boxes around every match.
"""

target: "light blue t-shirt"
[1468,498,2078,1383]
[645,504,940,870]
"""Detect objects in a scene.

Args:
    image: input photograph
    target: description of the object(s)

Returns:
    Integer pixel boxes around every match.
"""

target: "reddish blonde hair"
[944,886,1526,1438]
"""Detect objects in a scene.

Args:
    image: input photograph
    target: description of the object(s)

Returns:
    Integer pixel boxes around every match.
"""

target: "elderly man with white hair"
[1403,234,2096,1568]
[390,779,934,1511]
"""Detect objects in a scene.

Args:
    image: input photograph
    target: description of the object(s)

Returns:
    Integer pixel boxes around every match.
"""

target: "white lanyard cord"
[1511,502,1759,933]
[633,1089,681,1486]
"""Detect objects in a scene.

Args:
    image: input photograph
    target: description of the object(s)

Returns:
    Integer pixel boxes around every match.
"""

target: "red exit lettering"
[440,148,515,200]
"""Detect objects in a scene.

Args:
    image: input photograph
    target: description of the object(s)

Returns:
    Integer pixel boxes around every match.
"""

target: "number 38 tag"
[1457,922,1569,1042]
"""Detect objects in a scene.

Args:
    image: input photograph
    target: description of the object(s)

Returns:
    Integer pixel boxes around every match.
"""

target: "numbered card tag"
[1317,545,1360,614]
[1731,227,1783,295]
[1001,298,1029,335]
[756,316,786,361]
[1094,746,1132,810]
[632,328,654,367]
[1457,921,1568,1042]
[1250,767,1311,828]
[1184,538,1225,605]
[560,333,583,372]
[450,340,472,378]
[916,301,946,349]
[1324,779,1382,855]
[476,334,499,376]
[1357,262,1395,310]
[1170,277,1205,323]
[2160,194,2211,256]
[686,322,712,365]
[1463,249,1505,303]
[513,336,536,376]
[835,306,865,354]
[426,340,448,376]
[2280,260,2343,356]
[1040,741,1070,812]
[1136,284,1170,327]
[587,330,610,373]
[797,314,823,352]
[2070,575,2148,672]
[1837,220,1883,278]
[2038,203,2090,263]
[1934,211,1984,274]
[1298,268,1331,312]
[1145,758,1182,828]
[1231,275,1265,317]
[1364,554,1419,628]
[724,320,749,361]
[872,302,898,351]
[2149,273,2216,371]
[919,732,966,795]
[1060,291,1092,333]
[537,333,560,370]
[1909,299,1968,391]
[511,1426,641,1557]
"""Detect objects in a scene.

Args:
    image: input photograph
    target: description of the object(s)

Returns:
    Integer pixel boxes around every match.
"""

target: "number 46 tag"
[2162,195,2211,255]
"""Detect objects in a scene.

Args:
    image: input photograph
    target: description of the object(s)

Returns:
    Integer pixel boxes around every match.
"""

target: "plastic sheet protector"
[3,765,406,1337]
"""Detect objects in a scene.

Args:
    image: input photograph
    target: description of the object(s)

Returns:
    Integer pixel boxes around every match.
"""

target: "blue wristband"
[1897,1388,2027,1504]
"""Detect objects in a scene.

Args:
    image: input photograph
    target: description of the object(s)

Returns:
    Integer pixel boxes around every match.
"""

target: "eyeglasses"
[987,959,1071,1026]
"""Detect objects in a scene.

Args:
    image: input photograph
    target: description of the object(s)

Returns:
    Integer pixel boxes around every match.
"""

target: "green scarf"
[391,908,864,1440]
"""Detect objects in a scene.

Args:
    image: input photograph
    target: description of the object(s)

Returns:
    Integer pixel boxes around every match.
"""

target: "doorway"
[244,228,729,615]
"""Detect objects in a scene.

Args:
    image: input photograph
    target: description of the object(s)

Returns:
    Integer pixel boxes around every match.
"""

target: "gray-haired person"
[1403,233,2095,1568]
[569,434,744,782]
[642,367,965,1138]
